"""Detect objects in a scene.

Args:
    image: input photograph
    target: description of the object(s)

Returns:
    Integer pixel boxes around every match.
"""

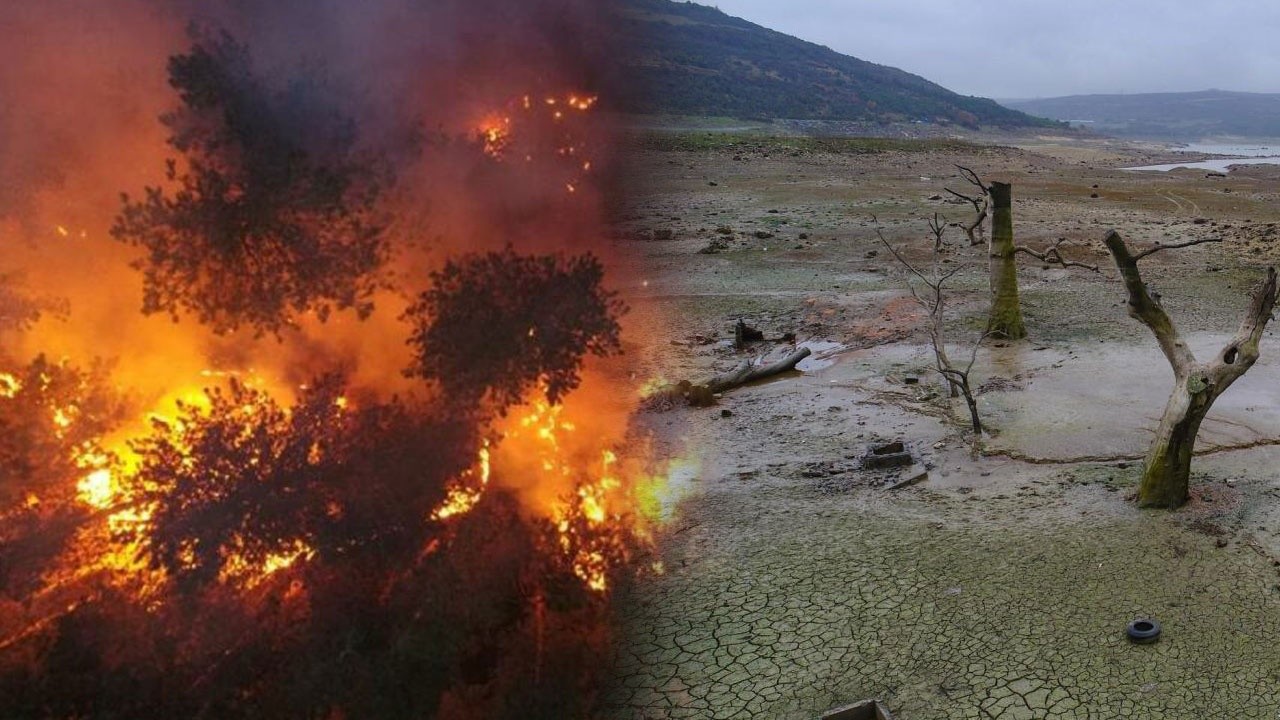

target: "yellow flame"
[76,468,114,509]
[0,373,20,398]
[431,444,491,521]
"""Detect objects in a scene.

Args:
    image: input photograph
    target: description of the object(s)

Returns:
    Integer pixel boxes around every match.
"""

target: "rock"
[708,181,718,186]
[720,408,733,418]
[653,228,674,241]
[928,194,942,200]
[754,230,774,239]
[1090,192,1099,198]
[715,225,734,235]
[799,233,809,240]
[886,470,928,490]
[699,238,730,254]
[863,441,912,470]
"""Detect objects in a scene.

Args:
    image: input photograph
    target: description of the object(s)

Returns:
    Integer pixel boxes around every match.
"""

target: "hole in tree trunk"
[1224,346,1238,364]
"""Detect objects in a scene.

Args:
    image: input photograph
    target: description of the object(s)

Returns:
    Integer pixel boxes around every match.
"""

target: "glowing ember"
[220,538,315,590]
[475,90,598,193]
[431,444,492,520]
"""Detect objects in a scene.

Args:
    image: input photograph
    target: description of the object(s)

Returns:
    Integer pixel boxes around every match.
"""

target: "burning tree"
[1104,230,1278,508]
[112,30,389,336]
[0,2,658,716]
[404,247,625,414]
[0,356,124,596]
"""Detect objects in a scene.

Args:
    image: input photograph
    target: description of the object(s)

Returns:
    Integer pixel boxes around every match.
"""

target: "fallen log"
[687,347,812,406]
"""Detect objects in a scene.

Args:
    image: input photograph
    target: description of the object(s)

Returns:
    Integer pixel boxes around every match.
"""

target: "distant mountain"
[608,0,1060,130]
[1002,90,1280,139]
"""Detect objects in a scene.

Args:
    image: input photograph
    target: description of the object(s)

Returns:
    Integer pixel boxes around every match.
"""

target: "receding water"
[1124,142,1280,172]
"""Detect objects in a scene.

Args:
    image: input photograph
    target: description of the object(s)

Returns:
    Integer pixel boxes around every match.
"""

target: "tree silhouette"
[112,30,388,336]
[404,248,625,415]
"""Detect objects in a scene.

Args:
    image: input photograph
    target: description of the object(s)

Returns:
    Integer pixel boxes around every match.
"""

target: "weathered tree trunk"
[1139,376,1215,508]
[987,182,1026,339]
[1105,229,1278,508]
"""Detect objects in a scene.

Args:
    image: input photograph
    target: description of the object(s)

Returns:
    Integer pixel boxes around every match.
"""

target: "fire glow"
[0,3,672,714]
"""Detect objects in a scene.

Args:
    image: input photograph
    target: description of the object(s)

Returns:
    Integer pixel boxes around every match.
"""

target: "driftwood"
[702,347,811,394]
[647,347,812,408]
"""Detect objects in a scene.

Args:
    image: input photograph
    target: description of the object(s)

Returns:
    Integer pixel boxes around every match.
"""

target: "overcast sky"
[709,0,1280,99]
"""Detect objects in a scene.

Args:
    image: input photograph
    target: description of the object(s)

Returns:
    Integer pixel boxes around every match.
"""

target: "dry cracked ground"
[606,131,1280,719]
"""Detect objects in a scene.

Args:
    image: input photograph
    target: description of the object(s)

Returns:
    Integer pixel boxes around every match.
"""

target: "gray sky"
[709,0,1280,98]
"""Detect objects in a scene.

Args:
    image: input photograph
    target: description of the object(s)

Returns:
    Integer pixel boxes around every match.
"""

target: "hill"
[608,0,1060,130]
[1002,90,1280,139]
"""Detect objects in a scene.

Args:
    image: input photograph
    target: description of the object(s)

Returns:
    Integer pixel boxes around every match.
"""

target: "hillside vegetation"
[1004,89,1280,139]
[610,0,1060,129]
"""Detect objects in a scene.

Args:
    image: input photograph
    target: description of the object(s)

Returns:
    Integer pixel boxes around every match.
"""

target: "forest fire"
[0,1,665,717]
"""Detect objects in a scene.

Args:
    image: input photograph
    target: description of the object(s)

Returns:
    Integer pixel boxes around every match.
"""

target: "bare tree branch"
[1132,236,1224,261]
[943,166,992,246]
[1014,238,1101,273]
[927,213,947,252]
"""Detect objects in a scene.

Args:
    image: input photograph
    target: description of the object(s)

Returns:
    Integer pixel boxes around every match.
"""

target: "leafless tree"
[876,225,985,434]
[1104,230,1277,508]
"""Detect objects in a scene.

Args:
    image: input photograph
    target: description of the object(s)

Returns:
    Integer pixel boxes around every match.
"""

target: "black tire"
[1126,618,1161,643]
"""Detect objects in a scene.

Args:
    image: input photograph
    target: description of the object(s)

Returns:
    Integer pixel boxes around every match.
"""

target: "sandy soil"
[605,133,1280,719]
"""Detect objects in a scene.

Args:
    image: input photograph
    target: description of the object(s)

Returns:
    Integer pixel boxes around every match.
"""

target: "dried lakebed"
[607,134,1280,719]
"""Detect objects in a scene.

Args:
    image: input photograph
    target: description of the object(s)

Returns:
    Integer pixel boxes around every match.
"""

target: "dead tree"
[944,165,989,246]
[1014,237,1100,272]
[945,168,1025,339]
[1104,230,1277,508]
[986,181,1027,340]
[877,228,984,434]
[926,213,947,252]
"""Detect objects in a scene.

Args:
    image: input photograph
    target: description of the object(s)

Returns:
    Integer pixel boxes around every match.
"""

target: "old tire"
[1126,618,1161,644]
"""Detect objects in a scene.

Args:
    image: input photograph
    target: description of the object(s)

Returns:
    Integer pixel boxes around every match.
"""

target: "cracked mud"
[609,134,1280,718]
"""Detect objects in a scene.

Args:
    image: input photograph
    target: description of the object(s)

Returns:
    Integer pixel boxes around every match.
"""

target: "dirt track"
[606,133,1280,719]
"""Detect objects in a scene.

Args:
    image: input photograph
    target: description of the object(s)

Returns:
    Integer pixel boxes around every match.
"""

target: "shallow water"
[1123,142,1280,172]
